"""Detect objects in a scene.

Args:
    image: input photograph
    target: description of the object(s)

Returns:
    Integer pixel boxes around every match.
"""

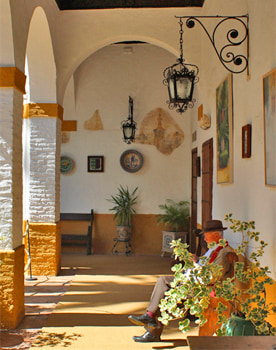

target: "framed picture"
[87,156,104,172]
[263,67,276,186]
[216,74,233,184]
[242,124,252,158]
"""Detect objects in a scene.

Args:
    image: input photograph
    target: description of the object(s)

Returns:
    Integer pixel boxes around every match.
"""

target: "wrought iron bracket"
[177,15,249,75]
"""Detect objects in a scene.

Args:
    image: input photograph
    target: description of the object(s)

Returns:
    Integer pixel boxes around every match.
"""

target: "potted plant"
[107,185,138,241]
[157,199,190,256]
[159,213,276,336]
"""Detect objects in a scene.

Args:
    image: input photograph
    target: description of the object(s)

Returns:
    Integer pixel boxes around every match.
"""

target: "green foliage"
[157,199,190,232]
[158,213,276,336]
[159,240,224,332]
[107,185,138,226]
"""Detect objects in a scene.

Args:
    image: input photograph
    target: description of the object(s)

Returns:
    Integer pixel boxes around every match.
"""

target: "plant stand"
[161,231,187,257]
[112,225,132,255]
[112,238,132,256]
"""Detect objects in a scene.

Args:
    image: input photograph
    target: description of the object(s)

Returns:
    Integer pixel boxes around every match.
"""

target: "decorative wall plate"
[120,150,143,173]
[60,156,75,174]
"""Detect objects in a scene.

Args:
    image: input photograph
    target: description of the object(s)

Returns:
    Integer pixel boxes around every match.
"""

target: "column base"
[0,245,25,329]
[24,222,61,276]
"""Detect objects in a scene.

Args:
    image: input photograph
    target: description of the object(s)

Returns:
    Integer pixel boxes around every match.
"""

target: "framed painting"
[263,67,276,186]
[87,156,104,172]
[216,74,233,184]
[242,124,252,158]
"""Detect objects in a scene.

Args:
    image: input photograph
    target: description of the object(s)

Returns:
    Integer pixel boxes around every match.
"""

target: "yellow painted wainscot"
[23,221,61,276]
[0,245,25,329]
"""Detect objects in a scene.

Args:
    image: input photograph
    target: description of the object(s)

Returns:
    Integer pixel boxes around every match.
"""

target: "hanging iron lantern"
[163,18,199,113]
[121,96,136,144]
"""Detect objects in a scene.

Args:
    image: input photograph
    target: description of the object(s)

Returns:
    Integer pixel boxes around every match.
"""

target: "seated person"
[128,219,232,343]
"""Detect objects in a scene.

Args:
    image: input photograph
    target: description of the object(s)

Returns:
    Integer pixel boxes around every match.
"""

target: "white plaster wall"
[61,44,192,214]
[192,0,276,277]
[8,0,59,71]
[8,2,201,102]
[23,118,30,221]
[49,7,203,103]
[0,0,15,65]
[26,7,56,103]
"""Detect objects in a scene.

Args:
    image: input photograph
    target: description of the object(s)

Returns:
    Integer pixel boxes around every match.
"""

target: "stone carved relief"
[84,109,104,130]
[29,103,47,117]
[135,108,184,155]
[197,104,211,130]
[199,114,211,130]
[62,132,71,144]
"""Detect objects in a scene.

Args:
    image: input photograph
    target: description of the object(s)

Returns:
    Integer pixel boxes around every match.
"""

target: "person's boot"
[128,312,157,328]
[132,330,160,343]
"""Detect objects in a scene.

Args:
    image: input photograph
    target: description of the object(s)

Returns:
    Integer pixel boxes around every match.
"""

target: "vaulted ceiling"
[55,0,205,10]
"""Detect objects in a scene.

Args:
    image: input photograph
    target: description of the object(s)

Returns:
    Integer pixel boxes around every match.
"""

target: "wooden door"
[202,139,213,227]
[190,148,198,253]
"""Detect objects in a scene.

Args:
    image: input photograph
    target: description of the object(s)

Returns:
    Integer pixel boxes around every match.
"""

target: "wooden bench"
[61,209,94,255]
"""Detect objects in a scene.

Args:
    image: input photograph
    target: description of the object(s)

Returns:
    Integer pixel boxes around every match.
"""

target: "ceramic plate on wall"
[60,156,75,174]
[120,150,143,173]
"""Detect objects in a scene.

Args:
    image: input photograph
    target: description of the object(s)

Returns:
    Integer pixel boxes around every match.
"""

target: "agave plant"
[107,185,138,226]
[157,199,190,232]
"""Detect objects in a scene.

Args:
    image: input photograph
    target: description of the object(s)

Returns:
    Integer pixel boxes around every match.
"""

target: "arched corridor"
[0,0,275,335]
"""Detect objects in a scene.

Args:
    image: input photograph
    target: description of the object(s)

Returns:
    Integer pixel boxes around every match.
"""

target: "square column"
[23,103,63,276]
[0,67,26,328]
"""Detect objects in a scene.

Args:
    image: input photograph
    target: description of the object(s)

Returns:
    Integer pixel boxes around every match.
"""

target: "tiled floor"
[1,275,73,349]
[1,254,196,349]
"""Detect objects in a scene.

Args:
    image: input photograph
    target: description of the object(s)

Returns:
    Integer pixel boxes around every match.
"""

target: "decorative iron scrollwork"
[178,15,249,74]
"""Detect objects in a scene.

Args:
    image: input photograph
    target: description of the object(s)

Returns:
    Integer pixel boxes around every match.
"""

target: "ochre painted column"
[0,246,25,329]
[0,67,26,328]
[23,103,63,276]
[25,222,61,276]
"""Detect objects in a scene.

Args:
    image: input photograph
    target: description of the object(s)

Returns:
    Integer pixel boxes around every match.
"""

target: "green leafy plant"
[157,199,190,232]
[159,213,276,336]
[107,185,138,226]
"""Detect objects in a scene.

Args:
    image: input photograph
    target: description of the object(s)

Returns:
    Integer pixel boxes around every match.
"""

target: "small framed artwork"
[242,124,252,158]
[87,156,104,172]
[263,67,276,186]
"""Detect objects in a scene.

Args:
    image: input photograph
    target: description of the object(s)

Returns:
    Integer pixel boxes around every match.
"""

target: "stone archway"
[23,7,63,276]
[0,0,26,329]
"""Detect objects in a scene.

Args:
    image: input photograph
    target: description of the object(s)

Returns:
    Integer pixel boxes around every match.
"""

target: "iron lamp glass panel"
[168,78,176,100]
[122,121,136,144]
[122,124,135,139]
[167,74,195,103]
[176,76,194,100]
